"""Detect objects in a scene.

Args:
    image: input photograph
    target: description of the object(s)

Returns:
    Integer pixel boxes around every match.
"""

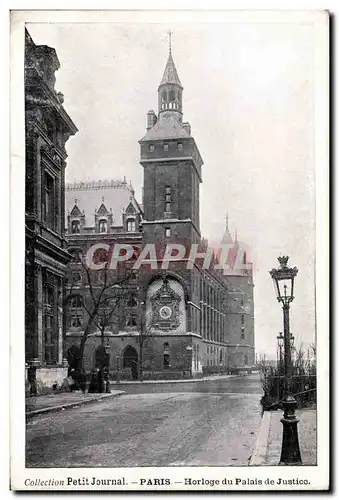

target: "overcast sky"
[27,18,316,358]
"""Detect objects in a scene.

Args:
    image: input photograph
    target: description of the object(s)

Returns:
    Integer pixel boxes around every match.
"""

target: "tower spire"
[168,30,173,55]
[221,213,233,245]
[157,34,183,122]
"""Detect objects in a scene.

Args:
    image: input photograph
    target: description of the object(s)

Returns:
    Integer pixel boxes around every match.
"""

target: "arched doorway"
[123,345,138,380]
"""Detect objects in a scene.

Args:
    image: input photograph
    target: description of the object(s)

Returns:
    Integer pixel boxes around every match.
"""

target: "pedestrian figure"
[131,361,138,381]
[68,367,77,392]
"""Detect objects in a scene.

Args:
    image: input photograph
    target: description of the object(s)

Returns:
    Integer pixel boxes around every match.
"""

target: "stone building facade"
[25,29,78,391]
[65,48,255,379]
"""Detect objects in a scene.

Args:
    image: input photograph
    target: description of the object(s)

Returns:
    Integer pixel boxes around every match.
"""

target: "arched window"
[127,294,138,307]
[162,89,167,102]
[99,219,107,233]
[169,90,175,102]
[71,220,80,234]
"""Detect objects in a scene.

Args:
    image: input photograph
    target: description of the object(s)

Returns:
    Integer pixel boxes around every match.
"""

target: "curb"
[249,410,272,466]
[26,391,125,419]
[110,375,238,385]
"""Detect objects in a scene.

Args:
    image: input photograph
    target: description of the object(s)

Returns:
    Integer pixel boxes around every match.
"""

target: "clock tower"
[139,45,203,252]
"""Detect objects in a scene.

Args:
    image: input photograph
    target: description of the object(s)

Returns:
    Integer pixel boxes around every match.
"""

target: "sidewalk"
[250,407,317,466]
[110,374,237,385]
[26,390,125,418]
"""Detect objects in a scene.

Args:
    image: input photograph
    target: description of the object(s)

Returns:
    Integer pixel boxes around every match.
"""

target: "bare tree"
[137,302,153,381]
[65,251,133,368]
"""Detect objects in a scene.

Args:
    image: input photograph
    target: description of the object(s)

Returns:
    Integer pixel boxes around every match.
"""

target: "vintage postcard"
[10,9,329,492]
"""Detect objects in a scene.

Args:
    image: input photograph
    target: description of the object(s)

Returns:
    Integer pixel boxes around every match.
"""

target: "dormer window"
[127,219,136,232]
[149,144,155,152]
[99,219,107,233]
[71,220,80,234]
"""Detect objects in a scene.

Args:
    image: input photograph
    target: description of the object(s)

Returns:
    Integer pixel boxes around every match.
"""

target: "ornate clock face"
[159,305,172,320]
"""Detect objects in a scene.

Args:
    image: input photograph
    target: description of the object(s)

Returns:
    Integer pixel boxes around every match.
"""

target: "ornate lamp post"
[104,342,111,393]
[290,334,295,367]
[277,332,284,401]
[270,256,301,465]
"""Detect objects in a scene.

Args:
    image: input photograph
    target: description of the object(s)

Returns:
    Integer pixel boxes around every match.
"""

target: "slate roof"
[65,179,140,228]
[159,52,182,88]
[221,225,233,245]
[140,113,190,142]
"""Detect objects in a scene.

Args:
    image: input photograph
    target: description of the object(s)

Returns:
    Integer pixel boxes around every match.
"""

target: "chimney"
[182,122,191,136]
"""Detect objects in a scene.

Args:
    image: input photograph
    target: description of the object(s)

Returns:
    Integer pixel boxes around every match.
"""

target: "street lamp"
[270,256,301,465]
[277,332,284,362]
[104,343,111,393]
[277,332,284,401]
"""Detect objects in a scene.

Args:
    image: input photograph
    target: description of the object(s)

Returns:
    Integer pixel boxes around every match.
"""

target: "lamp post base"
[279,396,302,465]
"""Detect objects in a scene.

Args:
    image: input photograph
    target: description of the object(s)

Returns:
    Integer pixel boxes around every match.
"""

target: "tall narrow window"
[177,142,183,151]
[44,282,57,364]
[241,314,245,339]
[165,187,171,214]
[164,144,169,151]
[44,172,55,230]
[71,220,80,234]
[163,343,170,369]
[127,219,136,232]
[165,228,171,238]
[149,144,155,152]
[244,354,248,366]
[99,219,107,233]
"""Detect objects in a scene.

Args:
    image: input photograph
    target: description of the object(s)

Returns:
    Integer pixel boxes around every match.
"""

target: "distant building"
[65,46,254,379]
[25,29,78,391]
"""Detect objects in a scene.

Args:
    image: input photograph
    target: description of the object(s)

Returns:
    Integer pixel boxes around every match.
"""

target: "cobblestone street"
[26,374,262,467]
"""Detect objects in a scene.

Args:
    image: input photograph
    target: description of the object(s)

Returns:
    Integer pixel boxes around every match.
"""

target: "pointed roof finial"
[159,31,182,89]
[168,29,173,55]
[235,228,238,243]
[74,198,78,205]
[102,196,105,203]
[226,213,229,229]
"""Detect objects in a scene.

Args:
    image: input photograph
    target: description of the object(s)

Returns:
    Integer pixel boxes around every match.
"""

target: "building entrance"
[123,346,138,380]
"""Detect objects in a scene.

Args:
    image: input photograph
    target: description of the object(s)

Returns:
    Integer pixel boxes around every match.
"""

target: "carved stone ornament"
[41,143,62,166]
[150,278,181,330]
